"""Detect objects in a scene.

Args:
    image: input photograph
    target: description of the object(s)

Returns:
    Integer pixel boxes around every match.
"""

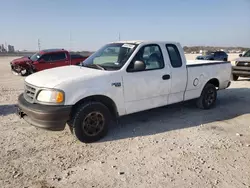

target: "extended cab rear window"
[50,52,66,61]
[165,44,182,68]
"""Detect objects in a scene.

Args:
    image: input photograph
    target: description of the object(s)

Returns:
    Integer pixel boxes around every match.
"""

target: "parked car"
[196,51,228,61]
[231,49,250,81]
[16,40,232,143]
[10,49,88,76]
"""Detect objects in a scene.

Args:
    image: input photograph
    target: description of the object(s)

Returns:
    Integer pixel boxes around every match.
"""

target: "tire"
[70,102,111,143]
[223,58,228,61]
[232,74,239,81]
[196,83,217,109]
[20,69,29,76]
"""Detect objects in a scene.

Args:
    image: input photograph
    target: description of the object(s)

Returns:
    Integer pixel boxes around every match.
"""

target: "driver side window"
[40,54,51,62]
[128,44,164,71]
[214,52,220,58]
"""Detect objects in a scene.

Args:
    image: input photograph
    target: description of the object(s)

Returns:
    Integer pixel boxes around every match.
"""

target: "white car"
[17,40,232,143]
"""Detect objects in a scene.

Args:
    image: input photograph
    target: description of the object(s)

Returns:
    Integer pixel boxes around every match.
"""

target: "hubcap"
[205,89,215,106]
[82,112,105,136]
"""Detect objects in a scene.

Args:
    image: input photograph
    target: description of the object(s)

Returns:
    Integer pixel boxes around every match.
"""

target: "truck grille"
[24,83,37,103]
[236,61,250,67]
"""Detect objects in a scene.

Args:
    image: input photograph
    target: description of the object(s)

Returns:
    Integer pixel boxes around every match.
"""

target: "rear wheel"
[196,83,217,109]
[70,102,111,143]
[232,74,239,81]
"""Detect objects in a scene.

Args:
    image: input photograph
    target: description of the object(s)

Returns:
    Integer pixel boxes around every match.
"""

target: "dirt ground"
[0,56,249,188]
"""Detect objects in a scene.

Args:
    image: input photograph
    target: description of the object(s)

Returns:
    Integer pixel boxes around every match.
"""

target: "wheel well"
[72,95,118,118]
[207,78,219,88]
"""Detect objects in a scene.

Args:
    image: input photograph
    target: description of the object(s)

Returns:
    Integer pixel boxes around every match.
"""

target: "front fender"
[66,88,112,104]
[63,86,126,116]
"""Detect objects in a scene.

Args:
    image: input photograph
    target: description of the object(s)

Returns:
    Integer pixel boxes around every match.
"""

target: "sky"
[0,0,250,51]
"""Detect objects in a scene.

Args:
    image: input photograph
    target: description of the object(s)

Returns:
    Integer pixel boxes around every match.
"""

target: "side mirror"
[239,54,242,57]
[129,60,146,72]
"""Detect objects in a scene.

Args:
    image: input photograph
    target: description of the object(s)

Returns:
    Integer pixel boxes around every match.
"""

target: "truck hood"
[25,65,110,88]
[233,57,250,62]
[11,56,32,65]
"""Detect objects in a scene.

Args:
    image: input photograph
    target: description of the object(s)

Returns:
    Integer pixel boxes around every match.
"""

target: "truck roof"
[110,40,180,45]
[40,48,67,54]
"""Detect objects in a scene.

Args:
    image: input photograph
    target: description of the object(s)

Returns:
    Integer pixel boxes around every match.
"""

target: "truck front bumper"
[17,94,72,131]
[10,63,26,75]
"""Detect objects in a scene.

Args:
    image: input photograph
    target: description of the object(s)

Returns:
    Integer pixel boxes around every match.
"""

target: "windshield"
[243,50,250,57]
[30,52,41,61]
[81,43,138,70]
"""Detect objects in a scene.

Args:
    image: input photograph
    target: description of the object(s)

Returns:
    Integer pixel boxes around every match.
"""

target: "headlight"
[37,89,64,104]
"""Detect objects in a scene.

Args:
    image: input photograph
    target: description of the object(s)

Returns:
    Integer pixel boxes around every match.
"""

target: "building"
[0,44,7,52]
[8,45,15,52]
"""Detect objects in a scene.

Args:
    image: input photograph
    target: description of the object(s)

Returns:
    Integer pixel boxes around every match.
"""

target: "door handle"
[162,74,170,80]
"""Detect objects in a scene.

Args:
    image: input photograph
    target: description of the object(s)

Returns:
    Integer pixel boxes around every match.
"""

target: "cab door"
[165,44,187,104]
[34,54,54,71]
[49,52,69,68]
[214,52,222,60]
[122,44,171,114]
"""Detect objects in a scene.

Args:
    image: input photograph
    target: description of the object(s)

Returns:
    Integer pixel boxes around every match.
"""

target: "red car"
[10,49,88,76]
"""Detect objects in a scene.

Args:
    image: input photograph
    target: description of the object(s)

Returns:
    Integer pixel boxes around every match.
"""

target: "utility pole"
[69,31,72,51]
[38,39,41,51]
[118,32,121,41]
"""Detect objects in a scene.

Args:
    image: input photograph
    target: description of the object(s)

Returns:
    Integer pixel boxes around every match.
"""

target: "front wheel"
[70,102,111,143]
[20,69,29,76]
[232,74,239,81]
[196,83,217,109]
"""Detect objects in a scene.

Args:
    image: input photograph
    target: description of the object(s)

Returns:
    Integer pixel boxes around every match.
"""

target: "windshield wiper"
[82,63,106,70]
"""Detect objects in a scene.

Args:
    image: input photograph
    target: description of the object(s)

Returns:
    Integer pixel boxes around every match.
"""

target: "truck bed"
[184,59,231,101]
[186,60,230,67]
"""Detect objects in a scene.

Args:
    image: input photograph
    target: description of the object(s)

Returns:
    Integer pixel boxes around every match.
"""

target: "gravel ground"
[0,56,249,188]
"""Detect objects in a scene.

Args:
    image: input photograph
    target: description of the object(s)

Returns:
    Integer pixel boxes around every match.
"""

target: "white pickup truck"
[17,41,232,143]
